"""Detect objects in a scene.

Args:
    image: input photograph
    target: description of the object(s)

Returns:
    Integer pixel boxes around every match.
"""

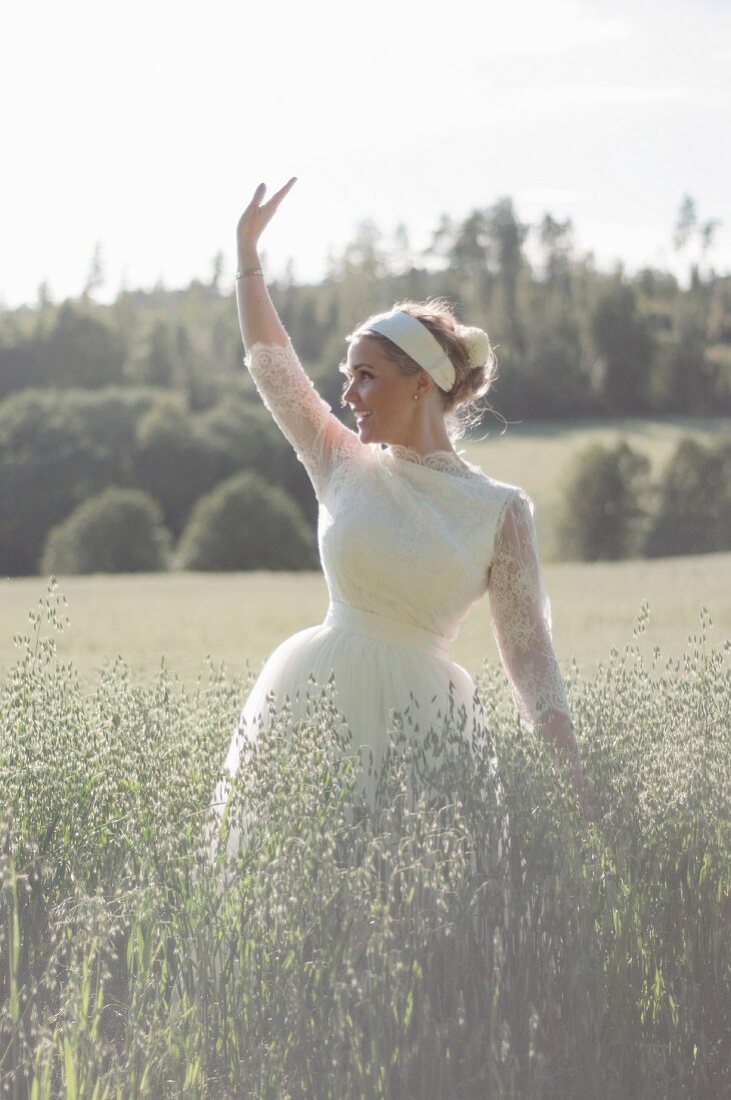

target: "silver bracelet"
[235,267,264,279]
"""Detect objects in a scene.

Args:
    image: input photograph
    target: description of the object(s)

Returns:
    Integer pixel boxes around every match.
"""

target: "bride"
[213,177,595,852]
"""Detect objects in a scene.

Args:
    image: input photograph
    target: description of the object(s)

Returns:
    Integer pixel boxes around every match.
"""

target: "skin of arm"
[235,178,297,352]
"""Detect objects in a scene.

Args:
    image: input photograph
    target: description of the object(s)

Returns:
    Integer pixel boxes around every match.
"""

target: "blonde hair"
[347,297,499,440]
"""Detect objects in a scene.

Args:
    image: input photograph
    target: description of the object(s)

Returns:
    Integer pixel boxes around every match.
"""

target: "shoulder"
[468,469,533,515]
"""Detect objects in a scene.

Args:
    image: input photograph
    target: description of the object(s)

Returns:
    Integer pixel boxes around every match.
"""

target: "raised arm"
[235,180,358,495]
[488,489,596,817]
[236,179,295,351]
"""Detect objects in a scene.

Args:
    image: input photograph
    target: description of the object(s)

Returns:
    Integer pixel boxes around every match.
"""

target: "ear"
[416,369,434,396]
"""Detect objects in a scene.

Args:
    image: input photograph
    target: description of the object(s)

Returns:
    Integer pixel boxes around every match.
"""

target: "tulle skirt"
[212,600,489,860]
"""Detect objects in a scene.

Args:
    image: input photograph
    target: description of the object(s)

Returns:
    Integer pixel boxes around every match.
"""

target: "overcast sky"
[2,0,729,308]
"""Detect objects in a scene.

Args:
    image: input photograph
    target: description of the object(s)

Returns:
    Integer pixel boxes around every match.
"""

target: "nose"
[342,377,358,405]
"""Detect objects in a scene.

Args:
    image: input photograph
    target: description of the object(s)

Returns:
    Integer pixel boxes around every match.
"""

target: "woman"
[214,177,594,853]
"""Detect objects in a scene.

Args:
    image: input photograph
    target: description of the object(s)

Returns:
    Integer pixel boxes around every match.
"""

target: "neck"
[391,413,454,455]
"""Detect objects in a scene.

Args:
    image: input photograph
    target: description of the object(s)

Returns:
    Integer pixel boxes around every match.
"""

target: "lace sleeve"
[245,338,359,497]
[488,489,574,744]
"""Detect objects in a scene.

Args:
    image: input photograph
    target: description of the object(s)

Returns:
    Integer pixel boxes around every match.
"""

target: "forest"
[1,194,729,576]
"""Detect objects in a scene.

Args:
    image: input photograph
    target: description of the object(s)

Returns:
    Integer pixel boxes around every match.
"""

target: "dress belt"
[324,601,451,658]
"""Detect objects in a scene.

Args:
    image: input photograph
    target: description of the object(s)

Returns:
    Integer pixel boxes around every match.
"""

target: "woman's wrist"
[237,245,260,268]
[539,712,580,762]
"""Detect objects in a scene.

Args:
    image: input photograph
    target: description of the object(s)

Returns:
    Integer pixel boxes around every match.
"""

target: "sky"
[2,0,730,308]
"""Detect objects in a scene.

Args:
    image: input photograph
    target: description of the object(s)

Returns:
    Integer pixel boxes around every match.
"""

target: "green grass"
[2,555,730,690]
[463,414,730,501]
[1,584,729,1097]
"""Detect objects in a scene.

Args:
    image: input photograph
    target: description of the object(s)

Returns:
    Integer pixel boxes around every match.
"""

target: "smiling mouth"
[355,412,372,424]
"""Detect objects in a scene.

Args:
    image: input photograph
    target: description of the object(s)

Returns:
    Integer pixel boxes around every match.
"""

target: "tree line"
[14,430,729,578]
[0,385,317,576]
[0,194,729,575]
[3,193,729,417]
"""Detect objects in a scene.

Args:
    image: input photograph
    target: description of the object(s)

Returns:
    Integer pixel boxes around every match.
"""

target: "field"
[1,583,729,1097]
[3,415,729,686]
[2,418,730,1097]
[2,554,730,691]
[2,414,730,690]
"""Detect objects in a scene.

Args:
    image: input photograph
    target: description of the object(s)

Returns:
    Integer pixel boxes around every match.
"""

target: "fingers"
[238,178,296,247]
[264,176,297,210]
[581,780,598,823]
[243,183,267,213]
[569,764,598,823]
[243,178,296,216]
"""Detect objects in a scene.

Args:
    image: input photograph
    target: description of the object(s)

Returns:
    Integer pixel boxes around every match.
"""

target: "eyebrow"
[338,362,379,375]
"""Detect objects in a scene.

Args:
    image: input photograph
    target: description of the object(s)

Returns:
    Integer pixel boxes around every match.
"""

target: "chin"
[356,421,376,443]
[355,417,391,446]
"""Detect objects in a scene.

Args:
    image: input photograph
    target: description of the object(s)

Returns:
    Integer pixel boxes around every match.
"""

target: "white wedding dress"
[213,338,572,853]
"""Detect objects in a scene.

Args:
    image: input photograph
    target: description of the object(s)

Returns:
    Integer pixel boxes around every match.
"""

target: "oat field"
[1,582,730,1097]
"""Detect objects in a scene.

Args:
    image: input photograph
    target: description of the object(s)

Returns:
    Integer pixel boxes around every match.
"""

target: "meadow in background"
[1,552,729,692]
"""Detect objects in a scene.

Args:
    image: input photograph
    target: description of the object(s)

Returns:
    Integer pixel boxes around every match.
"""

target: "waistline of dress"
[323,601,451,658]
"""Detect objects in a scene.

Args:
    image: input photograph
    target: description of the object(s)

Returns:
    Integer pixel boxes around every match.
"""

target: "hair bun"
[458,325,491,368]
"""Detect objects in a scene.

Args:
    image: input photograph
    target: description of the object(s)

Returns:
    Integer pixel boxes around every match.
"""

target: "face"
[340,335,425,446]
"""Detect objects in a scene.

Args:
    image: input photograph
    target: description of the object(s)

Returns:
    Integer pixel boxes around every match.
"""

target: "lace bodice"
[244,338,572,736]
[386,444,476,477]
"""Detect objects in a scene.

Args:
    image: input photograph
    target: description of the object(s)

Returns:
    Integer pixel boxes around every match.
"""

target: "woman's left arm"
[488,489,596,818]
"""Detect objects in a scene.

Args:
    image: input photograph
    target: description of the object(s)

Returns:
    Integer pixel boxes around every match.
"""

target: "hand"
[570,761,598,823]
[236,177,297,256]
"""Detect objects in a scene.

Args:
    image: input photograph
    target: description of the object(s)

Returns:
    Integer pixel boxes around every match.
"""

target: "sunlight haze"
[2,0,729,306]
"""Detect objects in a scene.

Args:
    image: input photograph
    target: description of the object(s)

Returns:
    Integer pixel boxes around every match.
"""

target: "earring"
[413,392,419,402]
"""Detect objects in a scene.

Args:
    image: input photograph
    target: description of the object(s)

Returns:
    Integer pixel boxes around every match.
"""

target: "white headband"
[362,310,456,391]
